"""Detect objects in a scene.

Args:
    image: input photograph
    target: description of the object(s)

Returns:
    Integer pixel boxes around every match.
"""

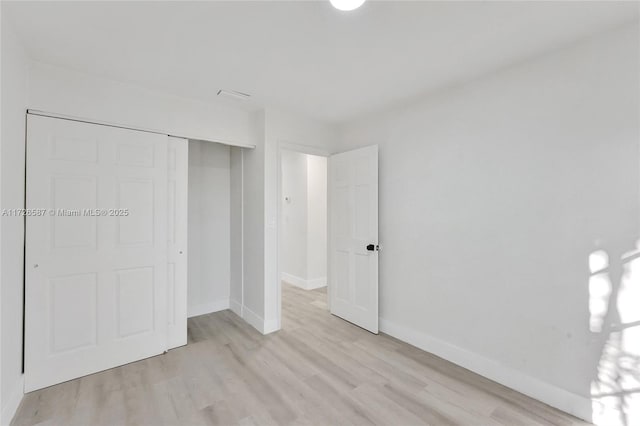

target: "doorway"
[279,148,328,327]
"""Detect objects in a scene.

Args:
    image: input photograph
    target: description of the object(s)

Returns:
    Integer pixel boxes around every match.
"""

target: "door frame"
[276,141,331,330]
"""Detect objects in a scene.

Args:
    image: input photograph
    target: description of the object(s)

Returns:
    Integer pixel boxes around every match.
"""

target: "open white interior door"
[25,115,171,392]
[329,145,379,333]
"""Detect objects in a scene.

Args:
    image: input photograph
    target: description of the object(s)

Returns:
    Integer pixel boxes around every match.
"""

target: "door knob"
[366,244,378,252]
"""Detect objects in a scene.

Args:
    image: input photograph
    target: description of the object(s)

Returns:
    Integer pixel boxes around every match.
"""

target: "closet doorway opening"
[187,140,233,319]
[279,147,328,328]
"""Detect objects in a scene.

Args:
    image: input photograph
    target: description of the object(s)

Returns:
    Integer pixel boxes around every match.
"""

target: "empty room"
[0,1,638,425]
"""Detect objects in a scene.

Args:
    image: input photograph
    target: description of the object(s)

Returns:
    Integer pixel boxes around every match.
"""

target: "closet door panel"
[167,136,189,349]
[25,115,168,392]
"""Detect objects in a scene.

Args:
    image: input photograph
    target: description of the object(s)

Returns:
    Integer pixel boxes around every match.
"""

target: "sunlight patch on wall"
[589,243,640,426]
[589,250,611,333]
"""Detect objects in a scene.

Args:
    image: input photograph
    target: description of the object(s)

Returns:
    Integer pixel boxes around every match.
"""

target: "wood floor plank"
[12,283,589,426]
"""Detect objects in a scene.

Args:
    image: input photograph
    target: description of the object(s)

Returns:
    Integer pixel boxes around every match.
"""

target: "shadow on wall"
[589,242,640,426]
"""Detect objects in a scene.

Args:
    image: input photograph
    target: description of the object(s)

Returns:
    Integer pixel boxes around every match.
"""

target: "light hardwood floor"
[13,283,589,426]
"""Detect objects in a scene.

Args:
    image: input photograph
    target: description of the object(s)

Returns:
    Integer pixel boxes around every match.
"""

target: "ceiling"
[4,1,639,124]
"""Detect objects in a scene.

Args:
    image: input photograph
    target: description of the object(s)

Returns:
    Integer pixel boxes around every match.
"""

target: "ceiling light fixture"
[330,0,366,11]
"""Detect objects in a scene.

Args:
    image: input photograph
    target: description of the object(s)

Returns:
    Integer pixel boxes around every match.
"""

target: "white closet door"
[167,137,188,349]
[25,115,169,392]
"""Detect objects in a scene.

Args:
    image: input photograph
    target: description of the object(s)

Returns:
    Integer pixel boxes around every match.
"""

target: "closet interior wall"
[187,140,233,317]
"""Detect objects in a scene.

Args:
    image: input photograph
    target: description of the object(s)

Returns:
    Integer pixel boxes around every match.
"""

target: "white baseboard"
[1,375,24,426]
[263,317,279,334]
[282,273,327,290]
[187,299,229,318]
[242,305,265,333]
[307,277,327,290]
[230,299,243,317]
[379,318,592,422]
[241,305,280,335]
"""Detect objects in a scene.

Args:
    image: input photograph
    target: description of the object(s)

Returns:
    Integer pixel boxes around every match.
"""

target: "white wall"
[306,154,327,284]
[0,13,28,425]
[229,146,244,316]
[238,111,267,331]
[281,150,327,289]
[187,141,231,317]
[281,150,309,281]
[28,62,253,147]
[338,24,639,421]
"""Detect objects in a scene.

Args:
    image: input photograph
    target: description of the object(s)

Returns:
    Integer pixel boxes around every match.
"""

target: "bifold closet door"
[25,115,170,392]
[167,137,188,349]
